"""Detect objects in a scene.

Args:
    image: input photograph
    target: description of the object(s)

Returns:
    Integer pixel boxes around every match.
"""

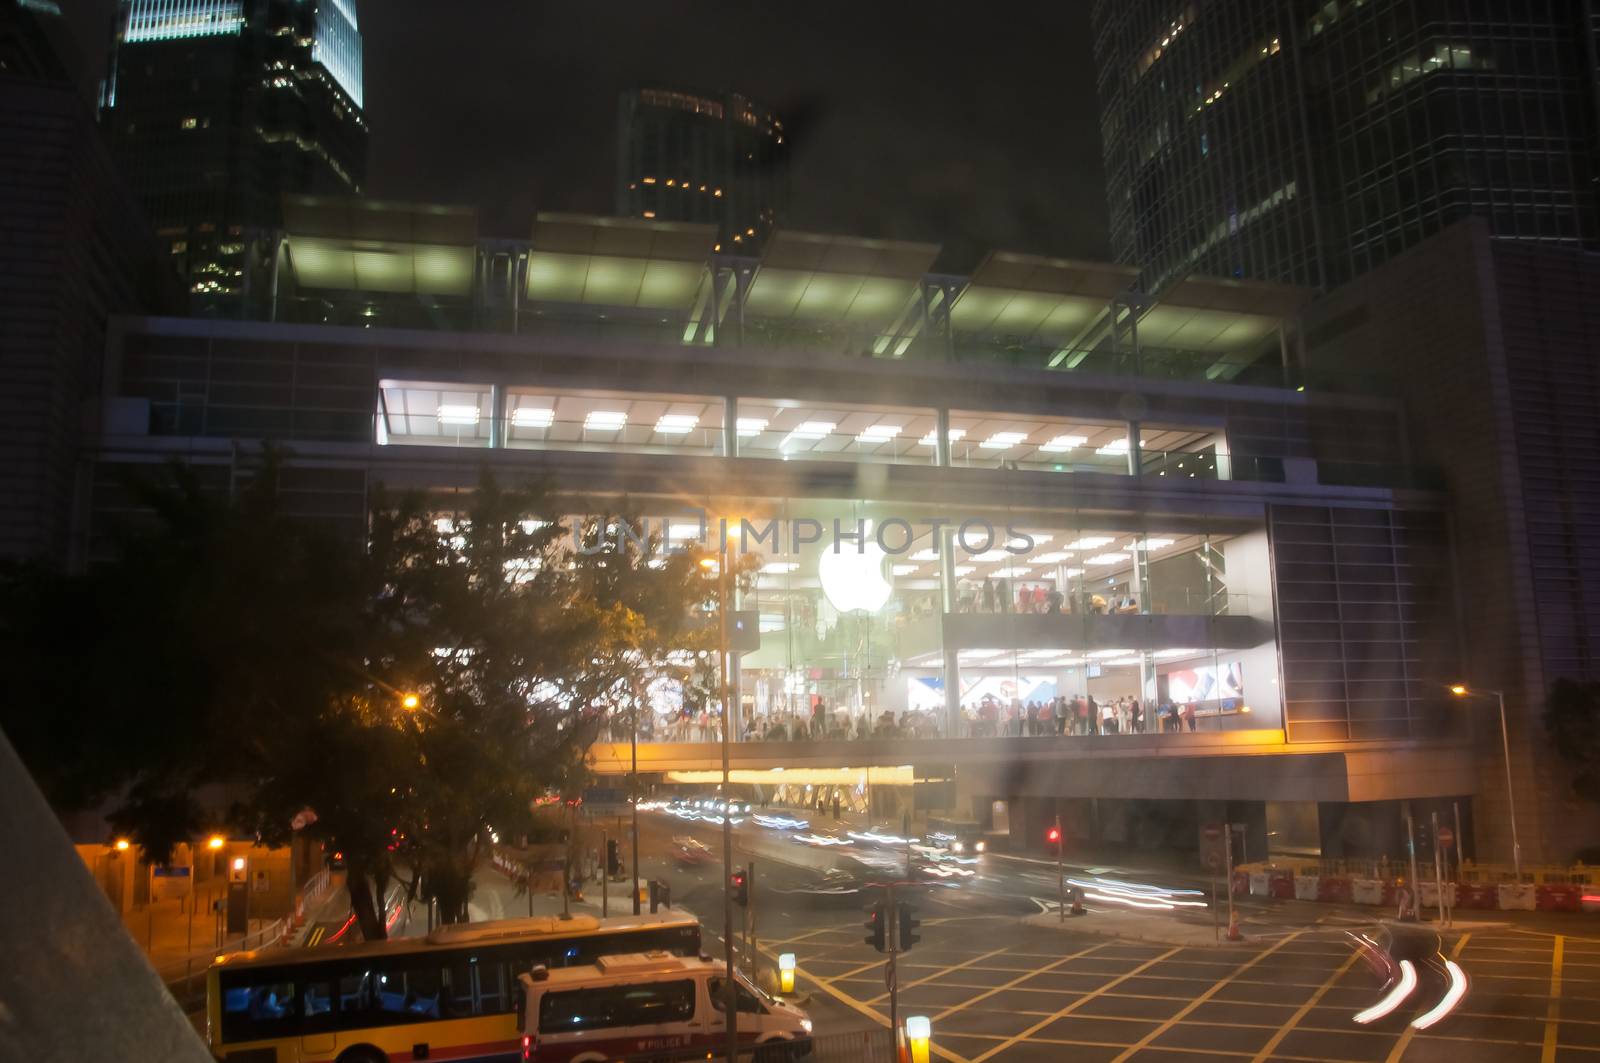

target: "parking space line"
[1542,935,1563,1063]
[1106,932,1302,1063]
[965,946,1185,1063]
[1248,945,1365,1062]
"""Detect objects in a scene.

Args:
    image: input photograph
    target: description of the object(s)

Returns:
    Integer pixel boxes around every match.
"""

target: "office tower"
[0,0,175,561]
[101,0,367,309]
[616,87,787,250]
[1090,0,1600,291]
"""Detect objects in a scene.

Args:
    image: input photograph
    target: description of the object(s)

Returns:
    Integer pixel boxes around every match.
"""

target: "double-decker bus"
[205,912,700,1063]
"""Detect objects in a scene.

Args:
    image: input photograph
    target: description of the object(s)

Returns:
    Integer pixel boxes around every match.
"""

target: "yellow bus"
[204,912,701,1063]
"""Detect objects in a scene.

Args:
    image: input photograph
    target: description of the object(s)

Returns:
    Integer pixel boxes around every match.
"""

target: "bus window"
[302,979,337,1033]
[475,959,511,1014]
[338,964,443,1028]
[443,959,476,1016]
[537,979,696,1034]
[220,979,299,1042]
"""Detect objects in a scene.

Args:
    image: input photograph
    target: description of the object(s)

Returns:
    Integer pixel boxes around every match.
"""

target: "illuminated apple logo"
[818,537,893,614]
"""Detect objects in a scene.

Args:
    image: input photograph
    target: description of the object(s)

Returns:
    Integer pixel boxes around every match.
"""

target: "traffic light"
[863,901,886,952]
[605,839,621,878]
[731,868,749,906]
[898,902,921,952]
[1046,825,1062,846]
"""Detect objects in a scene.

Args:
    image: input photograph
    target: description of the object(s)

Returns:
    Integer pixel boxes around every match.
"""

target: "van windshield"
[707,976,767,1014]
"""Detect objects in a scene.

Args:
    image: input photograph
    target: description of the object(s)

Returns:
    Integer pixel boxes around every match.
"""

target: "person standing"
[981,578,996,614]
[1054,695,1067,736]
[1130,698,1143,733]
[1086,695,1100,735]
[1183,700,1198,732]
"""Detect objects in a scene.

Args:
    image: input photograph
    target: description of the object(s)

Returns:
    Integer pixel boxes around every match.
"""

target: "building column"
[1126,419,1142,476]
[723,395,739,458]
[488,384,507,449]
[1132,535,1152,613]
[939,519,961,736]
[935,407,952,467]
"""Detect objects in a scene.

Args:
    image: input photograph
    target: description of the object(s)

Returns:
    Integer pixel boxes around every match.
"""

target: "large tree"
[2,459,714,939]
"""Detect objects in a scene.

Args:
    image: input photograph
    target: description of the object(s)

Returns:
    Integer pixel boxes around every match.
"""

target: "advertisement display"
[908,673,1057,710]
[1164,661,1243,705]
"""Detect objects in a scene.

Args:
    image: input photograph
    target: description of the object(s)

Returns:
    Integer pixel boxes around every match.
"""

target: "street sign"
[1204,852,1221,871]
[1438,827,1454,848]
[1203,823,1222,841]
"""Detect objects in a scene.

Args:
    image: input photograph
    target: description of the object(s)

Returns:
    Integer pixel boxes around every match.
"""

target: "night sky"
[64,1,1108,270]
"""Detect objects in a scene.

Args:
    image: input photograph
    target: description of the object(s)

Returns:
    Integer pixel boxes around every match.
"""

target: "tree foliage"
[0,458,716,939]
[1545,678,1600,808]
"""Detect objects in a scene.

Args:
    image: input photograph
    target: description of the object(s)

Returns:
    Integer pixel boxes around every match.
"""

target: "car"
[672,836,717,867]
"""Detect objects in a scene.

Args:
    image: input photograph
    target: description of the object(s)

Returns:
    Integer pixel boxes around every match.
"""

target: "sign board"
[1204,852,1221,872]
[151,865,192,901]
[1202,824,1222,842]
[251,869,270,893]
[1437,827,1454,848]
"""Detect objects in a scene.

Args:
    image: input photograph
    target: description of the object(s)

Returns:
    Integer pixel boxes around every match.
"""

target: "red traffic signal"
[1046,826,1061,844]
[730,868,749,906]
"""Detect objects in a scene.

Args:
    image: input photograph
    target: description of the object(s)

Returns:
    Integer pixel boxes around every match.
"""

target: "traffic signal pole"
[718,550,737,1063]
[1054,814,1064,923]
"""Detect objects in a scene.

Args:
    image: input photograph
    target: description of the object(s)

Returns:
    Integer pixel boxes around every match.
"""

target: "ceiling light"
[992,566,1032,578]
[1032,551,1075,564]
[1088,649,1133,658]
[584,411,627,430]
[510,407,554,428]
[909,548,939,562]
[858,424,903,442]
[966,550,1010,563]
[655,414,699,434]
[917,428,967,446]
[1038,434,1088,453]
[1068,536,1115,550]
[736,417,768,436]
[760,561,799,574]
[980,431,1028,450]
[1063,568,1083,577]
[1155,648,1199,659]
[891,564,920,576]
[789,421,835,439]
[1086,553,1132,566]
[1096,438,1130,455]
[953,565,976,576]
[436,404,480,426]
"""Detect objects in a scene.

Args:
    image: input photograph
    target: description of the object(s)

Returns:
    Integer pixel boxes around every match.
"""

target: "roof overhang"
[282,196,477,296]
[526,213,716,311]
[744,230,939,325]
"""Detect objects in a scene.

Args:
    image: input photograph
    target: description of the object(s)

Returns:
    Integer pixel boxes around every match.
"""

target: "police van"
[516,952,812,1061]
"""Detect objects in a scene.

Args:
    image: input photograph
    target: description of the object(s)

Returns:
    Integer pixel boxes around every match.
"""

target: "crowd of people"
[954,576,1141,616]
[609,694,1211,745]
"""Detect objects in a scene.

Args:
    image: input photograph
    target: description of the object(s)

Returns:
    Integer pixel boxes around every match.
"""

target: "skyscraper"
[1090,0,1600,291]
[101,0,367,310]
[615,86,787,251]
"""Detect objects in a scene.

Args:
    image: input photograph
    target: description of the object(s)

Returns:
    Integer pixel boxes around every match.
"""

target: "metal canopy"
[744,231,939,325]
[951,251,1306,353]
[283,196,478,296]
[526,213,716,311]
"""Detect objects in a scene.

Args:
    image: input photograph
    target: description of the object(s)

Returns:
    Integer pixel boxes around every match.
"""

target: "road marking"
[1106,932,1301,1063]
[965,946,1184,1063]
[862,947,1017,1005]
[1542,935,1564,1063]
[931,941,1110,1023]
[1248,943,1365,1061]
[1382,931,1472,1062]
[794,958,969,1063]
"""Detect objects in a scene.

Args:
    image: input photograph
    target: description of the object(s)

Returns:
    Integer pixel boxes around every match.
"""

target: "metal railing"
[156,914,293,1009]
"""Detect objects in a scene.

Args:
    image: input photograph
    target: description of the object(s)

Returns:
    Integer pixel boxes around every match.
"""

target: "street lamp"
[401,692,420,711]
[207,835,226,851]
[1449,683,1522,879]
[113,838,131,852]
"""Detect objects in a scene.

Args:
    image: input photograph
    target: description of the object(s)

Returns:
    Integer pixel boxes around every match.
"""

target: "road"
[582,804,1598,1062]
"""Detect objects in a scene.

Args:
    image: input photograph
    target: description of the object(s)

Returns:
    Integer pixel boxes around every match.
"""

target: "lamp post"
[704,540,737,1063]
[1449,684,1522,879]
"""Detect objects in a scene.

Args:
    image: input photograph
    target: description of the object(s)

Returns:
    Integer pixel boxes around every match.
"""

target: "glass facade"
[1091,0,1600,290]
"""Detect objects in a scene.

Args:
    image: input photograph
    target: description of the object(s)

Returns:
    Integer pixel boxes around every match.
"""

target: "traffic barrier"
[1249,872,1270,898]
[1455,882,1498,909]
[1268,869,1295,900]
[1317,877,1353,904]
[1536,884,1583,912]
[1352,878,1386,905]
[1231,870,1250,897]
[1294,875,1320,901]
[1497,883,1537,911]
[1418,881,1458,909]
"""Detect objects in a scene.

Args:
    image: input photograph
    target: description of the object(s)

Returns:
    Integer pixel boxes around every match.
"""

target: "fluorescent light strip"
[655,414,699,434]
[510,407,554,428]
[436,404,480,426]
[584,411,627,430]
[1038,434,1088,453]
[980,432,1027,450]
[736,418,768,436]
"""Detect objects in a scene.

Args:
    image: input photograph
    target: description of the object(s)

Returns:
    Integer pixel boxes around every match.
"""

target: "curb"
[1017,913,1255,948]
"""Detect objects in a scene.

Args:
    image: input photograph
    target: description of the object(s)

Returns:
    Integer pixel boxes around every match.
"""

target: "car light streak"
[1410,959,1468,1029]
[794,833,852,846]
[753,814,809,830]
[1354,959,1417,1024]
[1064,877,1208,909]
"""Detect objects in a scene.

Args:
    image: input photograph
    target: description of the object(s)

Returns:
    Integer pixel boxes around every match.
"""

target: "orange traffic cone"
[1226,913,1243,941]
[1069,886,1087,917]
